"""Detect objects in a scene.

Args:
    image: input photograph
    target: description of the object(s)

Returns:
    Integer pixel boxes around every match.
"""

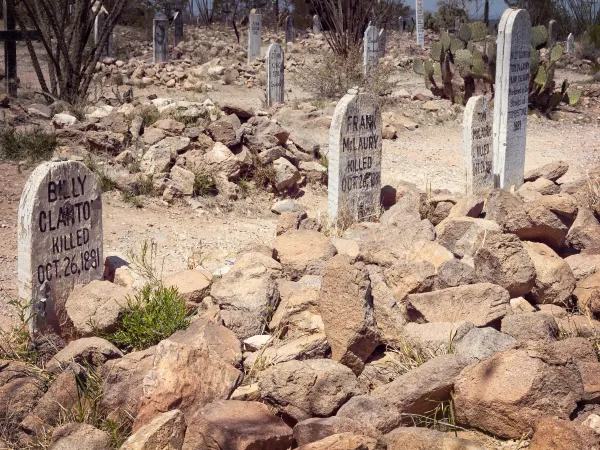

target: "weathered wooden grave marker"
[416,0,425,48]
[492,8,532,190]
[399,16,404,34]
[313,15,322,34]
[248,11,262,63]
[18,161,103,333]
[364,25,379,74]
[463,96,493,193]
[173,10,184,46]
[94,4,112,58]
[0,0,41,96]
[328,92,382,223]
[266,43,284,106]
[285,15,294,44]
[154,11,169,63]
[567,33,575,53]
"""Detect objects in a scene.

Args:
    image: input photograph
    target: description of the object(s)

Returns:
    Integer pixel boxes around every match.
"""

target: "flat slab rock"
[406,283,510,326]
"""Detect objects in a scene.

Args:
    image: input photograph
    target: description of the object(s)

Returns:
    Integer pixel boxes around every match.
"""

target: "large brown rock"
[163,269,212,311]
[49,423,111,450]
[565,251,600,281]
[567,208,600,251]
[243,333,330,370]
[203,142,243,180]
[121,409,186,450]
[207,116,240,147]
[65,280,133,336]
[519,177,561,195]
[473,231,536,297]
[182,400,293,450]
[210,252,282,340]
[434,258,476,290]
[523,241,575,305]
[407,241,454,272]
[383,261,435,302]
[46,337,123,372]
[0,361,45,422]
[529,416,600,450]
[134,339,243,431]
[319,255,379,375]
[454,348,583,439]
[436,217,501,257]
[273,230,337,280]
[574,271,600,313]
[101,346,155,421]
[269,285,323,337]
[406,283,510,326]
[524,161,569,182]
[293,417,381,447]
[501,312,559,344]
[258,359,361,422]
[385,427,484,450]
[368,266,408,347]
[403,322,473,355]
[296,433,384,450]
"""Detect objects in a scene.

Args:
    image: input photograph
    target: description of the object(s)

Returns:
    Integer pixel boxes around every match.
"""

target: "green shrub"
[0,127,57,162]
[107,284,189,352]
[121,190,143,208]
[193,168,217,197]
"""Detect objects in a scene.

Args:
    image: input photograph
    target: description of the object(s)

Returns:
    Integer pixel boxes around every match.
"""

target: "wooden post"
[4,0,17,97]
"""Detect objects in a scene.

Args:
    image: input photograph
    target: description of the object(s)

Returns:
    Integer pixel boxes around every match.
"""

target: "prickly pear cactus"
[531,25,548,50]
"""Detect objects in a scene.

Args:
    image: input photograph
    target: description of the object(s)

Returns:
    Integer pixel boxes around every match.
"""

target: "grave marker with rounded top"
[18,161,103,332]
[463,96,493,194]
[285,15,294,44]
[548,19,557,47]
[173,11,184,46]
[313,15,322,34]
[492,8,531,190]
[364,25,380,74]
[416,0,425,48]
[248,12,262,63]
[328,92,382,223]
[567,33,575,53]
[153,11,169,63]
[266,43,284,107]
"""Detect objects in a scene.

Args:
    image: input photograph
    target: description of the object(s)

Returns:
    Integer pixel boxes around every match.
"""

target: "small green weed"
[98,171,117,192]
[137,106,160,127]
[0,128,57,162]
[251,156,277,189]
[319,153,329,169]
[121,191,143,208]
[193,168,217,197]
[135,174,154,196]
[107,284,189,352]
[235,177,253,197]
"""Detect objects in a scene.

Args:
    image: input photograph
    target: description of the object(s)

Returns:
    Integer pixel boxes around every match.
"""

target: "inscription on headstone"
[363,25,379,74]
[173,11,184,46]
[313,15,322,34]
[328,92,382,223]
[567,33,575,53]
[18,161,103,332]
[285,15,294,44]
[248,12,262,63]
[492,8,531,190]
[416,0,425,48]
[153,11,169,63]
[378,28,386,57]
[463,96,493,194]
[266,43,284,107]
[94,5,112,57]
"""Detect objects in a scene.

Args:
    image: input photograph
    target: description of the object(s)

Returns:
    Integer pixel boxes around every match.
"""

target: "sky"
[421,0,507,20]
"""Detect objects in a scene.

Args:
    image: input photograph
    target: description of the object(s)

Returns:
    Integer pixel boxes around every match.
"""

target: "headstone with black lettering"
[248,12,262,63]
[492,8,531,190]
[378,28,386,57]
[18,161,103,333]
[266,43,284,106]
[328,92,382,223]
[313,15,322,34]
[173,11,184,46]
[94,5,112,57]
[548,19,557,47]
[364,25,379,74]
[285,15,294,44]
[567,33,575,53]
[153,11,169,63]
[416,0,424,48]
[463,96,493,193]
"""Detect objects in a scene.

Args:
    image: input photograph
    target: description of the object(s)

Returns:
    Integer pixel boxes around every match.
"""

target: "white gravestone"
[153,11,169,63]
[18,161,103,332]
[94,5,112,58]
[399,16,404,34]
[378,28,386,57]
[492,8,531,190]
[416,0,425,48]
[248,13,262,63]
[363,25,380,75]
[328,92,382,223]
[266,43,284,107]
[567,33,575,53]
[285,15,294,44]
[313,15,322,34]
[173,11,184,46]
[548,19,557,47]
[463,96,493,194]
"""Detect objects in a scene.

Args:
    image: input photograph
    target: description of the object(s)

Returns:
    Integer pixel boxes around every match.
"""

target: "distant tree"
[483,0,489,26]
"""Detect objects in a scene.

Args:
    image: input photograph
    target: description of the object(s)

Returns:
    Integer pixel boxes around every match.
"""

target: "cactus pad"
[534,66,547,86]
[568,90,581,105]
[431,42,443,62]
[531,25,548,49]
[441,32,451,52]
[468,22,488,42]
[424,60,435,77]
[413,59,425,75]
[458,23,472,43]
[550,45,563,63]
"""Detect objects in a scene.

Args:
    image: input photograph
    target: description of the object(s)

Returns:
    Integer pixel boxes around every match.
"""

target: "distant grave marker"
[328,92,382,223]
[313,15,322,34]
[173,11,184,46]
[463,96,493,193]
[492,8,532,190]
[18,161,103,333]
[153,11,169,63]
[416,0,425,47]
[567,33,575,53]
[363,25,379,74]
[248,12,262,63]
[455,17,460,31]
[94,4,112,58]
[548,19,557,47]
[285,15,294,44]
[399,16,404,34]
[378,28,386,57]
[266,43,284,106]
